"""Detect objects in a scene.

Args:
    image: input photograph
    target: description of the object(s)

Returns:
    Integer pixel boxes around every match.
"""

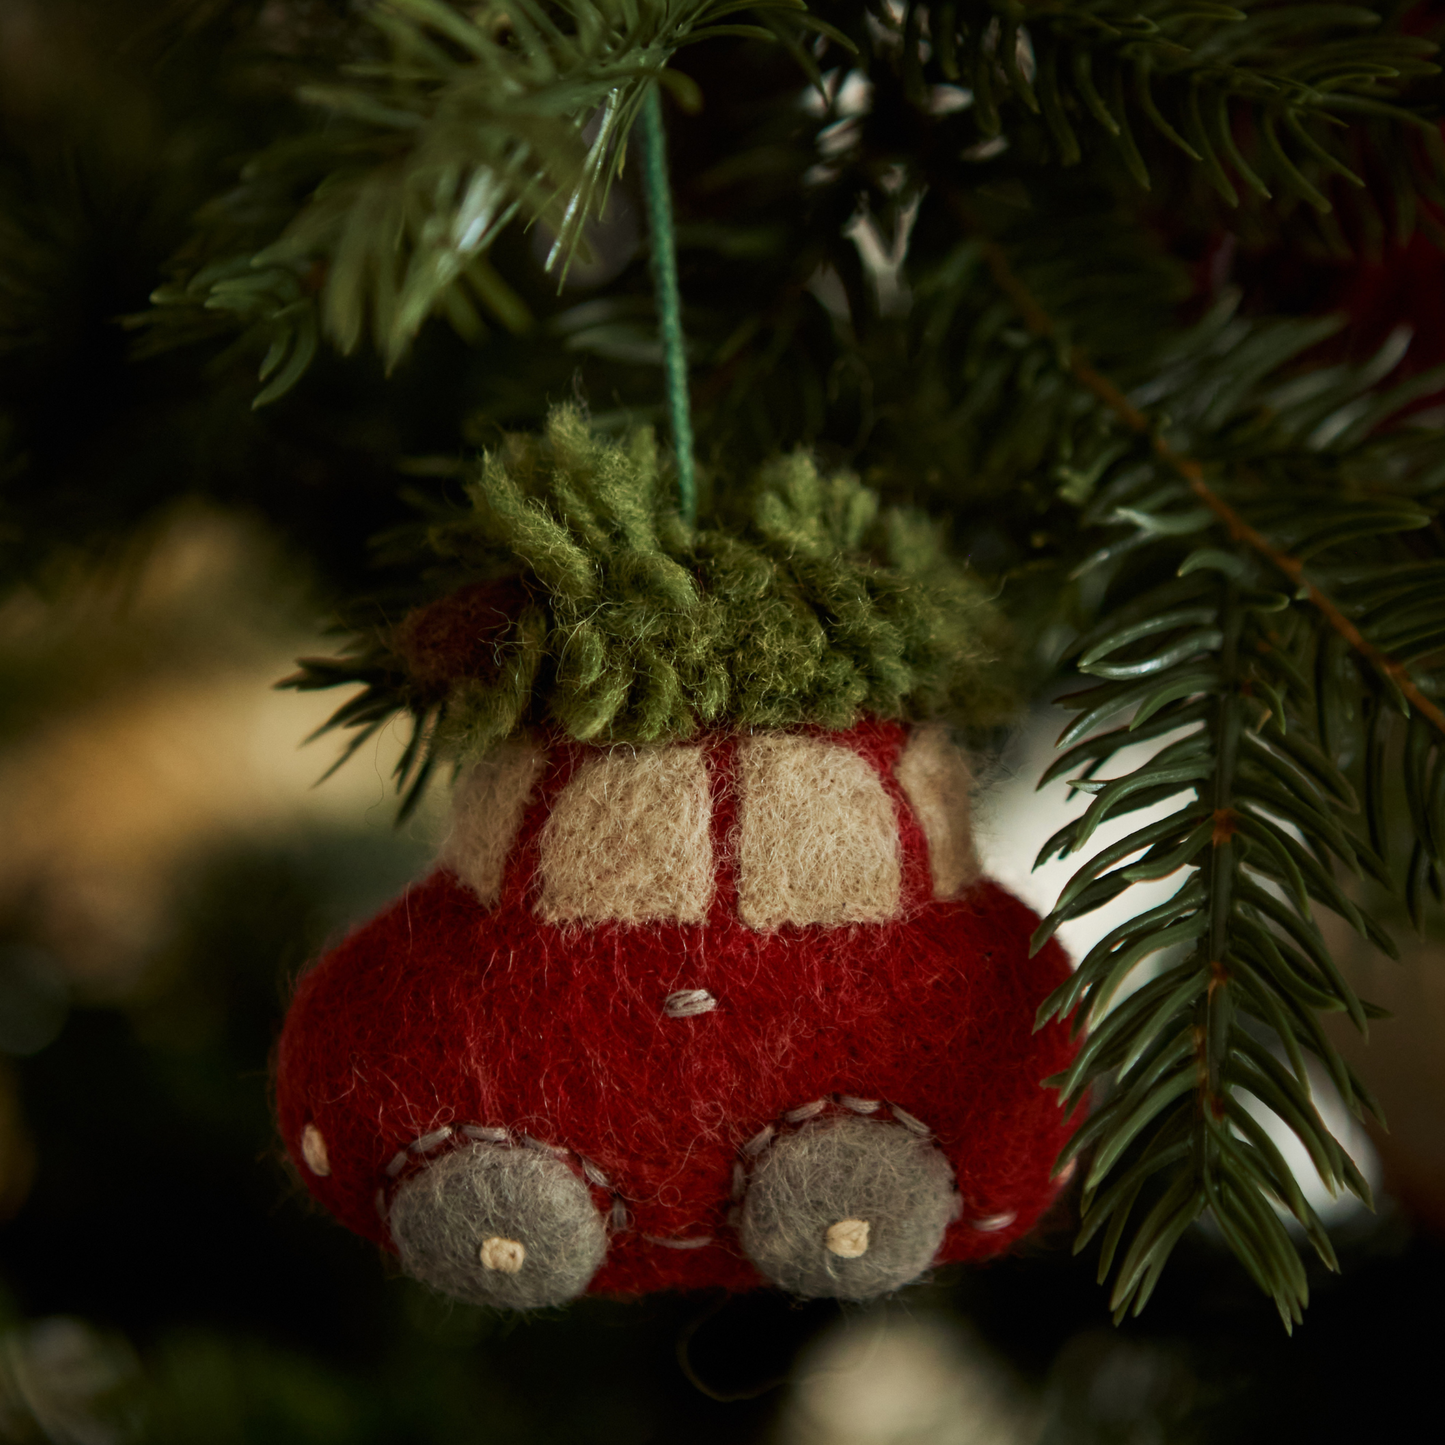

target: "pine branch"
[966,219,1445,1325]
[891,0,1443,211]
[136,0,827,401]
[132,1,1445,416]
[963,197,1445,735]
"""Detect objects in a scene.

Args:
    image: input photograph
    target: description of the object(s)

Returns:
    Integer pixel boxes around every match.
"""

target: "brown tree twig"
[970,231,1445,736]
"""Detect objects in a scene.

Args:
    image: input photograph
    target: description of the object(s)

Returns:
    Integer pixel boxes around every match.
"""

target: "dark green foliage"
[285,404,1009,810]
[135,1,1445,408]
[900,190,1192,509]
[1028,302,1445,1329]
[137,0,840,398]
[906,1,1442,203]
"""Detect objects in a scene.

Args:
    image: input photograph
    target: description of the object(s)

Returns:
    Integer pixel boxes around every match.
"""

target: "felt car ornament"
[274,410,1077,1309]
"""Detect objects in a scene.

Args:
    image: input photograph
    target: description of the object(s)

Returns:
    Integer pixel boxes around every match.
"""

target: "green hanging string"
[636,83,697,525]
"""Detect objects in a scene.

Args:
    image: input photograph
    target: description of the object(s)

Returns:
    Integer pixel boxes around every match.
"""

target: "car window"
[895,726,979,899]
[536,746,714,923]
[441,739,545,906]
[736,734,901,929]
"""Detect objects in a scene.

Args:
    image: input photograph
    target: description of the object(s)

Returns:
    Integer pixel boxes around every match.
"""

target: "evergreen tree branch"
[136,0,811,401]
[934,190,1445,1326]
[947,186,1445,736]
[899,0,1443,207]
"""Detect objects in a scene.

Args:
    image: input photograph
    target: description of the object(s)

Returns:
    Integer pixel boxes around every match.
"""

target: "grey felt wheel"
[739,1115,956,1300]
[389,1142,607,1309]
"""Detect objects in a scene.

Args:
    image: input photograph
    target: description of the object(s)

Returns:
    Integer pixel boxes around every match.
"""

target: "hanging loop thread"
[637,83,697,525]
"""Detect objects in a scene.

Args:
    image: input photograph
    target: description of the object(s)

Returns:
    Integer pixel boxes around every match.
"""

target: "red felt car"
[275,719,1075,1307]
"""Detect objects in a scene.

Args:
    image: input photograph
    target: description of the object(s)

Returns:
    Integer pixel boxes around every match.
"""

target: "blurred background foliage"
[4,0,1445,1441]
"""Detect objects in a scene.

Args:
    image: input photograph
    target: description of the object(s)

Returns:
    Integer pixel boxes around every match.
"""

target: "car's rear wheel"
[390,1141,607,1308]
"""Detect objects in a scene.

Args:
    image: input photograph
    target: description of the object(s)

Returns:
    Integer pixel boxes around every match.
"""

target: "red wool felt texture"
[275,720,1078,1297]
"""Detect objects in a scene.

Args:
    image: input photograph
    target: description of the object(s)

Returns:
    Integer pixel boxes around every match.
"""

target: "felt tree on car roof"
[276,406,1079,1307]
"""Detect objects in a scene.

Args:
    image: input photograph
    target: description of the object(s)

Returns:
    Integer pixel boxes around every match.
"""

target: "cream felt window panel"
[894,725,980,899]
[536,745,714,924]
[735,734,901,930]
[441,738,547,906]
